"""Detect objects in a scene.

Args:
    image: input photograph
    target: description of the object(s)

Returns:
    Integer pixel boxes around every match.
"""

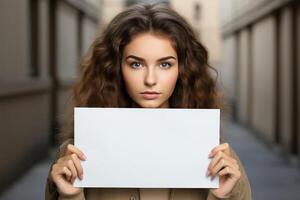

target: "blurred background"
[0,0,299,199]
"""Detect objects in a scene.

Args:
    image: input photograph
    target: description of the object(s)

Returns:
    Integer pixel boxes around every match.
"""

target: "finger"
[207,151,238,176]
[209,151,237,171]
[218,166,241,181]
[210,157,238,177]
[209,143,230,157]
[59,163,72,182]
[62,166,72,180]
[66,144,87,161]
[51,163,60,180]
[67,159,78,183]
[71,153,84,180]
[207,151,224,172]
[51,163,72,183]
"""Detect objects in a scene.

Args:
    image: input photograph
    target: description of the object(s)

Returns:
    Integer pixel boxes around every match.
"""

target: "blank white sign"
[73,107,220,188]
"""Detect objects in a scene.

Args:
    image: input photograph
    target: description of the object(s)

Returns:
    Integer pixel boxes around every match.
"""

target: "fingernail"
[206,170,210,177]
[208,152,213,157]
[79,175,83,180]
[83,154,87,160]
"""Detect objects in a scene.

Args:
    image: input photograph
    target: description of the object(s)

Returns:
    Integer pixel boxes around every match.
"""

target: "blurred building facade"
[171,0,221,66]
[0,0,101,192]
[219,0,300,161]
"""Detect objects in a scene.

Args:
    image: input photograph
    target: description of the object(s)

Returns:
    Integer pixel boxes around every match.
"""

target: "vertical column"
[77,11,84,58]
[294,1,300,157]
[30,0,39,77]
[234,32,240,121]
[49,0,58,145]
[220,36,237,113]
[39,0,50,80]
[252,16,276,143]
[237,29,252,125]
[278,5,294,154]
[248,25,253,128]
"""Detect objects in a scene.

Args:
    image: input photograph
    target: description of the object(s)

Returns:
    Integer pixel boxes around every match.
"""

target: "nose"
[144,67,157,87]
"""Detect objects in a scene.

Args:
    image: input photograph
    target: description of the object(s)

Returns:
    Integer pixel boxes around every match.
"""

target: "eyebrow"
[125,55,177,62]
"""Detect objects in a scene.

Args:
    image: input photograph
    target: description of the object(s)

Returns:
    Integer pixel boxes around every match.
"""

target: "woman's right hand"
[50,144,87,196]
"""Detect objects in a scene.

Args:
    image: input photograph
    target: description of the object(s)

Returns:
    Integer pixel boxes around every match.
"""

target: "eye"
[159,62,172,69]
[129,62,143,69]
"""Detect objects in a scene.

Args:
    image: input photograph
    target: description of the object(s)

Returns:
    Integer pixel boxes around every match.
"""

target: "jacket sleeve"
[45,138,86,200]
[206,147,252,200]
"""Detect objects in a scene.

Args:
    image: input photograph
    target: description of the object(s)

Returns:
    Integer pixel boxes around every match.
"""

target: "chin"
[136,100,164,108]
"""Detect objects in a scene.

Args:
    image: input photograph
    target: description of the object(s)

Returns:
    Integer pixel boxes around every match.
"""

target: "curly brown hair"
[57,3,225,144]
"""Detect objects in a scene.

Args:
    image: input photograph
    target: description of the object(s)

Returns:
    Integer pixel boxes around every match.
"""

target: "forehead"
[123,32,177,59]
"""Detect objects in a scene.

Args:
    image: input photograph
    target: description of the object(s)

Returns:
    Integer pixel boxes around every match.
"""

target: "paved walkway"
[224,121,300,200]
[0,120,300,199]
[0,155,53,199]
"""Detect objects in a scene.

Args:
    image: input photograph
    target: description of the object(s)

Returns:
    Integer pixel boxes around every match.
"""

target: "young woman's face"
[121,32,179,108]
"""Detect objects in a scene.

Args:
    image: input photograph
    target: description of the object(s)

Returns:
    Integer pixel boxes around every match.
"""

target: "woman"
[45,3,252,200]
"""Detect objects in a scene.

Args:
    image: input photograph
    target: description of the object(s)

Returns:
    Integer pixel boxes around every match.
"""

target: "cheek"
[163,70,178,89]
[122,68,142,91]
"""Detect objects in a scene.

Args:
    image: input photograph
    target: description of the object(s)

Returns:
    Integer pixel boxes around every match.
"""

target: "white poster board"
[74,108,220,188]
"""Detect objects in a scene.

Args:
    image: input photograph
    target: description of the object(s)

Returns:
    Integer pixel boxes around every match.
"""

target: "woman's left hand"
[207,143,241,198]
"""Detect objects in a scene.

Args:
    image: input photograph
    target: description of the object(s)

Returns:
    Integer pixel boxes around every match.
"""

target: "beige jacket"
[45,138,252,200]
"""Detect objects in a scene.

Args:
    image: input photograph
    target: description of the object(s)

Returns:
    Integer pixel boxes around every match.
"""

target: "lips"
[141,91,161,100]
